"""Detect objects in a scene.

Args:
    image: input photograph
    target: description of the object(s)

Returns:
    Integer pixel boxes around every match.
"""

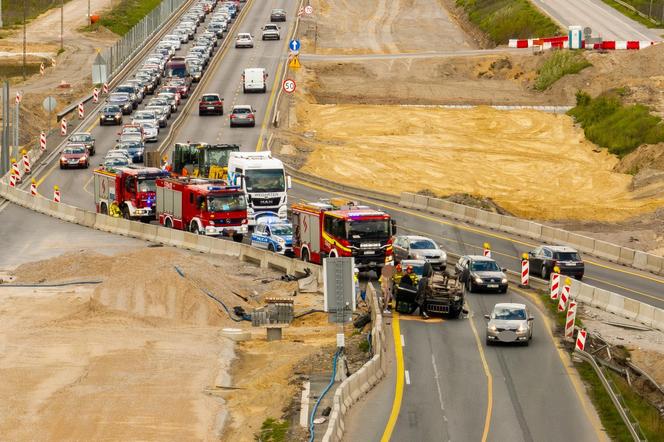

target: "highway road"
[532,0,663,41]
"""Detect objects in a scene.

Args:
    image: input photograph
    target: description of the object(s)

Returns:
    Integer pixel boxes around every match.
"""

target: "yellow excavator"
[171,142,240,180]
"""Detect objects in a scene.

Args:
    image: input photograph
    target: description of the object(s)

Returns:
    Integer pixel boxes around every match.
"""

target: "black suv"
[529,245,584,280]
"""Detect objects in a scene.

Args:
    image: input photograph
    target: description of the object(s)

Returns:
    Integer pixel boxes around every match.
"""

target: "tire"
[99,119,104,126]
[449,308,462,319]
[500,287,507,294]
[230,121,235,128]
[165,218,173,229]
[233,234,243,243]
[100,203,108,215]
[190,222,200,234]
[575,275,583,281]
[301,249,310,262]
[466,279,474,293]
[121,206,130,220]
[220,107,223,115]
[268,244,275,252]
[486,337,493,346]
[541,265,549,280]
[262,86,266,93]
[251,121,255,127]
[243,86,246,93]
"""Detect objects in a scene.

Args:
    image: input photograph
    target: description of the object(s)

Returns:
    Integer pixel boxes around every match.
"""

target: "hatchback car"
[393,235,447,270]
[262,24,280,40]
[60,145,89,169]
[528,245,585,280]
[485,303,534,346]
[199,93,224,115]
[99,104,124,125]
[235,32,254,48]
[229,104,256,127]
[270,8,287,21]
[68,132,96,156]
[455,255,508,293]
[115,140,145,163]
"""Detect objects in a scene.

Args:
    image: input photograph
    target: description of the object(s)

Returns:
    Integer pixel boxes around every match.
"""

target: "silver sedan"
[485,303,533,346]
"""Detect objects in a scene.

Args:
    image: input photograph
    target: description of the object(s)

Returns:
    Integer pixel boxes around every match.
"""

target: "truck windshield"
[207,149,234,167]
[138,179,157,193]
[245,169,285,193]
[208,194,247,212]
[346,220,390,240]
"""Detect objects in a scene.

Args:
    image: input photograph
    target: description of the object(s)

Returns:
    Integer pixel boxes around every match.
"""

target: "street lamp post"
[60,0,64,51]
[23,2,27,80]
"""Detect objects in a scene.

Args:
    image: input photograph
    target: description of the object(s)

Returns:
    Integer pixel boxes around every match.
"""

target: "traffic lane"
[468,289,600,441]
[287,184,664,308]
[393,316,487,442]
[0,203,145,269]
[532,0,661,41]
[169,0,295,152]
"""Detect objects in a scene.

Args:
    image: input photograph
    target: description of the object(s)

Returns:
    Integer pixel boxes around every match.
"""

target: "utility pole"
[649,0,653,18]
[60,0,64,51]
[23,2,27,80]
[1,82,10,176]
[0,0,3,28]
[88,0,91,26]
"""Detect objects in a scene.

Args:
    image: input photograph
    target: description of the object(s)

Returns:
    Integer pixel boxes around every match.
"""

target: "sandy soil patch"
[289,102,664,222]
[300,0,474,54]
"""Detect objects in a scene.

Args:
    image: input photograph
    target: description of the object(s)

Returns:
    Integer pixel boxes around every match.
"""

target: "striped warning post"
[22,153,31,175]
[9,173,17,188]
[30,179,38,196]
[564,300,577,340]
[93,88,99,103]
[53,186,61,203]
[40,131,47,150]
[482,242,491,258]
[61,118,67,136]
[558,277,571,311]
[15,92,21,105]
[550,272,560,300]
[520,253,529,287]
[11,159,21,178]
[78,102,84,119]
[575,329,587,351]
[40,62,45,75]
[103,83,109,94]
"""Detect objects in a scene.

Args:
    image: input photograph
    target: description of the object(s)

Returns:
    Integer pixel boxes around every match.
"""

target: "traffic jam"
[75,0,587,345]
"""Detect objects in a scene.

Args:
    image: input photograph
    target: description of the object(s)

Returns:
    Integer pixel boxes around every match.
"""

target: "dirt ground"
[0,247,328,440]
[300,0,475,55]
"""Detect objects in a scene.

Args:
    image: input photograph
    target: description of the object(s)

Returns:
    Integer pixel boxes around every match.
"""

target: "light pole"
[88,0,91,26]
[23,2,27,80]
[649,0,653,18]
[60,0,64,51]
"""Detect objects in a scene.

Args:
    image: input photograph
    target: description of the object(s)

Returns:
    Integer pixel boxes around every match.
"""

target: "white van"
[242,68,268,93]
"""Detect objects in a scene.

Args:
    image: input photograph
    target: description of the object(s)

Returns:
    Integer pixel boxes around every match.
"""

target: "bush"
[98,0,163,36]
[255,418,289,442]
[534,51,591,91]
[456,0,561,45]
[568,92,664,156]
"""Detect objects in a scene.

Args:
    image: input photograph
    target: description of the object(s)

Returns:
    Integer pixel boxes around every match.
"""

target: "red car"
[199,93,224,115]
[158,86,181,105]
[167,78,189,98]
[59,144,89,169]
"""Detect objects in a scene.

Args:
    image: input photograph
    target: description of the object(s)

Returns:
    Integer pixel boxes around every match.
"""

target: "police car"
[251,217,294,255]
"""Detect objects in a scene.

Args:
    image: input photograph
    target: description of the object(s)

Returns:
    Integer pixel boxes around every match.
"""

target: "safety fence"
[0,181,320,280]
[322,283,387,442]
[399,192,664,277]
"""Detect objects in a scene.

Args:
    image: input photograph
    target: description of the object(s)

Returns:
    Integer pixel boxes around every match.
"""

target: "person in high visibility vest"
[380,264,396,313]
[392,263,404,285]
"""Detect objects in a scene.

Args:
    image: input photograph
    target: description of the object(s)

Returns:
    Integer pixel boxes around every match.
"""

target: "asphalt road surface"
[532,0,663,41]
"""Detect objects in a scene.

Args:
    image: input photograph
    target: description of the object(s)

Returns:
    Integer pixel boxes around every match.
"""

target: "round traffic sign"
[305,5,313,14]
[289,39,301,52]
[282,78,296,94]
[42,96,57,112]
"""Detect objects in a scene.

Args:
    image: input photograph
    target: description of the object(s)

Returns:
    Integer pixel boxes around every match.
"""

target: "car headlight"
[453,295,461,301]
[518,323,528,332]
[440,251,447,260]
[412,253,424,259]
[502,278,508,284]
[475,277,483,284]
[488,324,497,331]
[60,156,66,162]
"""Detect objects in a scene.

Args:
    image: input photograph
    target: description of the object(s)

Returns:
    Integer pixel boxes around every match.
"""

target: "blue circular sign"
[289,39,301,52]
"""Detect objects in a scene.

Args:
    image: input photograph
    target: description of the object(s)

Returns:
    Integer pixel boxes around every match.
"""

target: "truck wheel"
[190,223,200,234]
[466,280,474,293]
[449,308,462,319]
[232,234,243,243]
[100,203,108,215]
[121,206,130,220]
[301,249,310,262]
[165,218,173,229]
[268,244,275,252]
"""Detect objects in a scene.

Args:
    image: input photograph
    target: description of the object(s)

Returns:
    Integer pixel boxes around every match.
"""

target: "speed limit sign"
[282,78,296,94]
[305,5,313,14]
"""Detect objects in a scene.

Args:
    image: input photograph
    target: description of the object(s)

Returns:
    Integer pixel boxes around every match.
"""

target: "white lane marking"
[400,334,405,347]
[299,381,310,428]
[405,370,411,385]
[431,354,446,412]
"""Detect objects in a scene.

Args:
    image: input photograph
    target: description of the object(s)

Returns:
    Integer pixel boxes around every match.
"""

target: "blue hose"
[309,348,342,442]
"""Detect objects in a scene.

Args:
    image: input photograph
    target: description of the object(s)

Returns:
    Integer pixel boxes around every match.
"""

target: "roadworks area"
[0,247,339,441]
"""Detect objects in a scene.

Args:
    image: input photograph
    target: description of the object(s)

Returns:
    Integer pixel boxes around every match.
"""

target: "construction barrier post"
[550,266,560,299]
[519,253,529,288]
[53,185,61,203]
[558,277,571,312]
[575,329,587,351]
[93,88,99,103]
[40,131,47,150]
[483,242,491,258]
[21,149,30,175]
[565,300,577,341]
[77,102,84,119]
[30,179,38,196]
[60,118,67,136]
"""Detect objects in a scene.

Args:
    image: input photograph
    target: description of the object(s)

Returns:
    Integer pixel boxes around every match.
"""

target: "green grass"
[255,418,290,442]
[0,63,42,80]
[534,51,591,91]
[568,91,664,157]
[0,0,73,28]
[601,0,663,28]
[609,371,664,441]
[455,0,562,45]
[91,0,163,36]
[537,291,583,331]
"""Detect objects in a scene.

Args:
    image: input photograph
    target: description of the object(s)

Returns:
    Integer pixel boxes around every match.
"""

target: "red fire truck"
[291,200,396,270]
[93,166,168,220]
[155,177,248,241]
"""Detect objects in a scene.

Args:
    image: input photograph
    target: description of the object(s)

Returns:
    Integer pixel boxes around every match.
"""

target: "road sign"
[92,52,108,85]
[288,55,301,69]
[289,39,301,52]
[323,257,356,323]
[42,96,57,112]
[282,78,296,94]
[297,6,304,16]
[305,5,313,14]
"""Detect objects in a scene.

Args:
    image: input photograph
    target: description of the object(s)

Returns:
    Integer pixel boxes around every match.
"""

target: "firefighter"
[392,263,404,284]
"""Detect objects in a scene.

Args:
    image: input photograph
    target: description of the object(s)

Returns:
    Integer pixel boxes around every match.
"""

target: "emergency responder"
[415,263,433,319]
[392,263,404,284]
[380,263,395,314]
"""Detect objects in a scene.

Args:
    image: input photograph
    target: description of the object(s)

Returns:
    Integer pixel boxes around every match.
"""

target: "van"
[242,68,267,93]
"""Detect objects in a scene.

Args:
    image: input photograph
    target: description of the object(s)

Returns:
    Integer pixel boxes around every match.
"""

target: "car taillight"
[248,114,254,119]
[241,218,248,224]
[230,114,236,118]
[553,260,559,267]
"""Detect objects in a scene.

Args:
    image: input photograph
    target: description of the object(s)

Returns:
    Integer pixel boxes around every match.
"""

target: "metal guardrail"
[574,348,647,441]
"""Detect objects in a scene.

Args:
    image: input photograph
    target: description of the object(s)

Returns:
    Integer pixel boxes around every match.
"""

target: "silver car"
[485,303,533,346]
[235,32,254,48]
[393,235,447,270]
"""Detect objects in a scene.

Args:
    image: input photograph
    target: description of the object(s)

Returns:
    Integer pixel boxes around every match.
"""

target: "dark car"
[59,145,89,169]
[529,245,585,280]
[107,93,133,115]
[114,84,141,107]
[115,140,145,163]
[68,132,96,156]
[99,104,123,125]
[270,8,286,21]
[455,255,508,293]
[199,93,224,115]
[229,104,255,127]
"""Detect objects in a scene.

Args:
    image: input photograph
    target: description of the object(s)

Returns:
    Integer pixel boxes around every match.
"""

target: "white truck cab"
[242,67,268,93]
[227,151,291,225]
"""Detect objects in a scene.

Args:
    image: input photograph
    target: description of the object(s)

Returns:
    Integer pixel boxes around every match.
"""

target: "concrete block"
[513,218,532,236]
[653,308,664,333]
[553,228,569,244]
[565,233,595,254]
[427,197,454,217]
[635,303,655,328]
[590,288,611,310]
[358,365,370,396]
[593,240,621,262]
[79,209,97,228]
[499,216,518,234]
[448,203,467,220]
[399,192,417,208]
[208,237,242,257]
[646,254,664,275]
[575,282,595,303]
[540,226,557,243]
[605,292,625,316]
[411,194,429,210]
[168,229,187,248]
[115,218,132,236]
[367,357,379,387]
[139,223,159,243]
[527,222,543,240]
[348,372,362,403]
[622,297,640,321]
[632,251,648,271]
[618,247,635,266]
[464,207,480,224]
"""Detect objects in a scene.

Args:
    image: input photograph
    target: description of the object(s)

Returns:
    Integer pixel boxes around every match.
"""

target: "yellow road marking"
[381,311,405,442]
[256,60,283,152]
[293,178,664,287]
[510,286,607,441]
[398,316,444,323]
[468,311,493,442]
[36,162,58,187]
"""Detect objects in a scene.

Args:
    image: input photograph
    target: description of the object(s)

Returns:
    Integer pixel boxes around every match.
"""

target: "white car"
[261,24,280,40]
[106,150,132,161]
[141,122,159,143]
[163,35,182,50]
[235,33,254,48]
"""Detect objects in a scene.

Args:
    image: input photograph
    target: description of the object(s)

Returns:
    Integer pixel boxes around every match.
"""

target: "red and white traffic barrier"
[11,159,21,180]
[22,153,31,175]
[15,92,21,105]
[9,173,17,188]
[482,242,491,258]
[520,257,529,287]
[558,277,571,312]
[61,118,67,136]
[93,88,99,103]
[40,131,47,150]
[103,83,109,94]
[40,62,45,75]
[509,35,656,51]
[575,329,587,351]
[78,102,84,119]
[30,180,38,196]
[550,272,560,300]
[565,300,577,340]
[53,186,61,203]
[585,40,655,50]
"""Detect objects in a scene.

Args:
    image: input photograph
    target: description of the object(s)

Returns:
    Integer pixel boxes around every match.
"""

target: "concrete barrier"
[411,194,430,211]
[646,254,664,274]
[566,232,595,254]
[593,240,621,263]
[553,228,570,244]
[575,282,595,303]
[618,247,635,266]
[623,297,641,321]
[527,221,543,240]
[636,303,655,328]
[653,308,664,333]
[399,192,417,209]
[591,287,611,310]
[513,218,532,236]
[540,225,557,243]
[499,216,518,234]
